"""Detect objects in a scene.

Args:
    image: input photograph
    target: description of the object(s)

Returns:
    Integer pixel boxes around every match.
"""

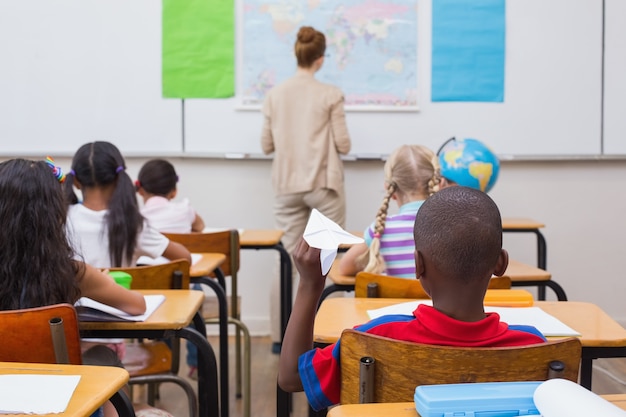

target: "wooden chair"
[0,303,83,365]
[354,271,512,298]
[319,265,513,310]
[164,230,252,417]
[339,329,582,404]
[111,259,198,417]
[0,303,134,417]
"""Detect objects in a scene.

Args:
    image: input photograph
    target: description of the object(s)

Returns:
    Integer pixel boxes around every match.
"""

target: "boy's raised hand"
[278,237,327,392]
[293,237,327,289]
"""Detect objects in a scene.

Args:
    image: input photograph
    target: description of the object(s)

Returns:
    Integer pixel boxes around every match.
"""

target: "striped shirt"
[363,200,424,278]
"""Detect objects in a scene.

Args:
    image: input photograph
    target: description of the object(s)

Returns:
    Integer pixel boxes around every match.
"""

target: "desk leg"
[535,230,548,299]
[276,243,293,417]
[535,230,547,270]
[580,358,593,390]
[503,228,549,300]
[276,242,293,341]
[276,384,291,417]
[240,243,293,342]
[503,228,548,271]
[191,277,229,417]
[180,316,221,417]
[110,389,136,417]
[579,347,626,391]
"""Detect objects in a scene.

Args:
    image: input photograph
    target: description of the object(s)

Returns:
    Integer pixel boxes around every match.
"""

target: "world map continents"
[242,0,418,109]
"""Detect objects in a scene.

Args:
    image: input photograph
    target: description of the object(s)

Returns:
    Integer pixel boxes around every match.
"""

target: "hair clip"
[45,156,66,183]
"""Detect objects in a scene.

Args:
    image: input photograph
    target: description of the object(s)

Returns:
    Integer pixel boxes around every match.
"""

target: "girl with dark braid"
[338,145,439,277]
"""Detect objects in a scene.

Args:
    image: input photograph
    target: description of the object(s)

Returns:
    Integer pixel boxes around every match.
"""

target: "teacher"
[261,25,351,351]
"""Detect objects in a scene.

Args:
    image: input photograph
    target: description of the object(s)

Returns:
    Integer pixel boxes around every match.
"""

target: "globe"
[438,138,500,192]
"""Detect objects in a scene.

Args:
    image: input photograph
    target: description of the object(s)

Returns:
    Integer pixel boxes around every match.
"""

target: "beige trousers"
[270,187,346,342]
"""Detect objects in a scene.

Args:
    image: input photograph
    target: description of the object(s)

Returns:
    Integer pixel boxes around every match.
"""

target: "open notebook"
[75,294,165,322]
[367,300,580,337]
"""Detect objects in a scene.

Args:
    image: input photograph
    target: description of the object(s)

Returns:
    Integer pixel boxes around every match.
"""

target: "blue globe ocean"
[439,138,500,192]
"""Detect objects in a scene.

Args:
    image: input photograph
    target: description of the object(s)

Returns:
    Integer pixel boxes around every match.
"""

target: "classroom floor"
[131,335,309,417]
[136,336,626,417]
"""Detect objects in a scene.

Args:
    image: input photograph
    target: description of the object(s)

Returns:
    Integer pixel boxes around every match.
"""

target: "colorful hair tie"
[68,169,75,177]
[373,232,381,239]
[134,180,141,188]
[45,156,66,183]
[115,166,124,174]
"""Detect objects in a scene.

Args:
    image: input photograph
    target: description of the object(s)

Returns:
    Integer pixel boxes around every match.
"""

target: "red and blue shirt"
[298,304,546,411]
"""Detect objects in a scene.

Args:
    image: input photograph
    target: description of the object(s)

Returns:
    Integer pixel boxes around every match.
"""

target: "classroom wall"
[20,156,626,333]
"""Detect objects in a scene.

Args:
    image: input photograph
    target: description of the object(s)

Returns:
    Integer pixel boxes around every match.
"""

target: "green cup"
[109,271,132,289]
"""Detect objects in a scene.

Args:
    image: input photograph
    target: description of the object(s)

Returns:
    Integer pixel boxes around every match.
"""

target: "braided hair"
[356,145,440,274]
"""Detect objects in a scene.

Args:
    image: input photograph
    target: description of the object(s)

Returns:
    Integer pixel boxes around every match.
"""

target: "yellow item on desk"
[483,289,534,307]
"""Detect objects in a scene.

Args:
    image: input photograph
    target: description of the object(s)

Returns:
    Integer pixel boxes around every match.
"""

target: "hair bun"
[297,26,316,43]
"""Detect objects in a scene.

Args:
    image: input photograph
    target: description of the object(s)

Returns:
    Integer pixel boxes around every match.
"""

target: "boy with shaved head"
[278,186,546,411]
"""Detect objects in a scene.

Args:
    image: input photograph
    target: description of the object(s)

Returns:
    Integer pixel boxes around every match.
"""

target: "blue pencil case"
[414,381,542,417]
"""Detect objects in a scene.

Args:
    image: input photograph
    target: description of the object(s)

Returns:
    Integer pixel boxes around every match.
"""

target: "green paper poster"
[162,0,234,98]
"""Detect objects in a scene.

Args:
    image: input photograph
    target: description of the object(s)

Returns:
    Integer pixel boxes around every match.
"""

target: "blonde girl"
[337,144,439,277]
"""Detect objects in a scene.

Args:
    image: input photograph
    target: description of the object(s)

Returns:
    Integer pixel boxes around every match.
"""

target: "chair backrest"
[339,329,582,404]
[111,259,191,289]
[164,230,240,279]
[354,271,511,298]
[0,303,82,365]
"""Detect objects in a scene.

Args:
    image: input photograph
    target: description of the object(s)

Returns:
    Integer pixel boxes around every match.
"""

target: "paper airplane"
[303,209,364,274]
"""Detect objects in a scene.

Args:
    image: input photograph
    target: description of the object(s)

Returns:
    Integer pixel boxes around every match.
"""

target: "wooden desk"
[79,289,221,417]
[326,395,626,416]
[0,361,131,417]
[320,258,566,304]
[190,252,226,278]
[314,298,626,390]
[505,259,567,301]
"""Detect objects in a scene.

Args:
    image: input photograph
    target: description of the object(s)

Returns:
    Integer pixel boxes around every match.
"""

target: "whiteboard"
[185,0,603,158]
[0,0,182,155]
[0,0,604,158]
[602,0,626,155]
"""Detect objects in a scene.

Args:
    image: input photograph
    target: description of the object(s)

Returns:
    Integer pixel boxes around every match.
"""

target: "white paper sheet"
[0,374,80,414]
[534,379,626,416]
[367,301,580,337]
[75,294,165,322]
[302,209,364,275]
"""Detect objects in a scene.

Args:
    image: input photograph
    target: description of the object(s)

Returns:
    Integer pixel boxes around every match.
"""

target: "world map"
[241,0,418,109]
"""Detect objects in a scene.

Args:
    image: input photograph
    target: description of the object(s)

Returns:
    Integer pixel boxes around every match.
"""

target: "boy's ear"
[414,250,425,279]
[492,249,509,277]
